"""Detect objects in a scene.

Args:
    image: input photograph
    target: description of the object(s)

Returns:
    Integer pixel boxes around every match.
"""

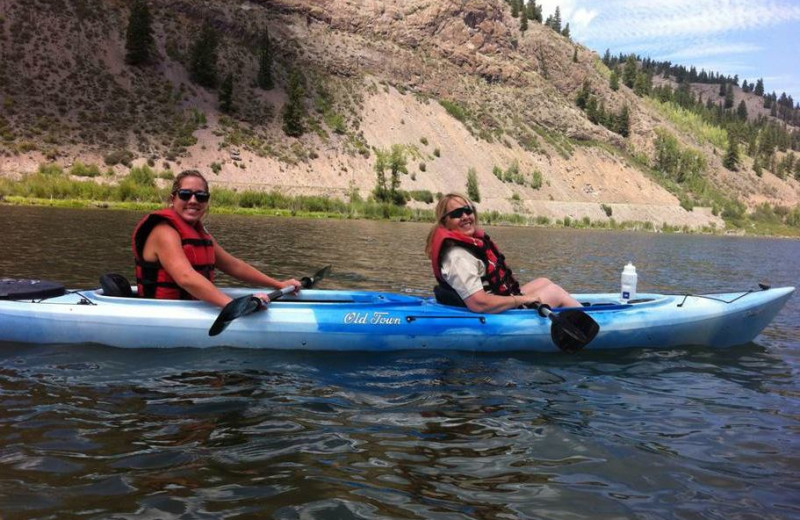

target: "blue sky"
[537,0,800,103]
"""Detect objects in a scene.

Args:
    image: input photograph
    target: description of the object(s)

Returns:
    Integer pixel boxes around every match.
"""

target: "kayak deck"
[0,286,794,351]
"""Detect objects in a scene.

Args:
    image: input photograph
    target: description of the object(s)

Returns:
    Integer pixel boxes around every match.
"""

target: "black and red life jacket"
[429,226,520,297]
[132,209,215,299]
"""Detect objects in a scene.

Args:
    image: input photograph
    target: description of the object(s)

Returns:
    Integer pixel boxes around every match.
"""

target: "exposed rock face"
[1,0,797,230]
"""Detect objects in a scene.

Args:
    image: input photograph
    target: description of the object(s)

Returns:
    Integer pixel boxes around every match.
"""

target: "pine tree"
[526,0,542,22]
[282,69,305,137]
[561,22,570,39]
[615,105,630,137]
[219,73,234,113]
[256,27,274,90]
[754,78,764,96]
[572,47,578,63]
[723,139,740,170]
[622,55,637,88]
[602,49,612,66]
[552,6,562,32]
[724,83,734,109]
[189,20,219,88]
[609,70,619,91]
[511,0,520,18]
[736,99,748,120]
[125,0,154,66]
[520,10,528,32]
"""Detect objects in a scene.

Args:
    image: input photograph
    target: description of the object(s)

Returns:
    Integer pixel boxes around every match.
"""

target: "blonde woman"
[425,193,581,313]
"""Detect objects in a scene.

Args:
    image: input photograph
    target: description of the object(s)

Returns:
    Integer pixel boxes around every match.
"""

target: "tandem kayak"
[0,278,793,352]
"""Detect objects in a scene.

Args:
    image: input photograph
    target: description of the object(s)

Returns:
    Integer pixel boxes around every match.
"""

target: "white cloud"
[663,42,763,61]
[553,0,800,44]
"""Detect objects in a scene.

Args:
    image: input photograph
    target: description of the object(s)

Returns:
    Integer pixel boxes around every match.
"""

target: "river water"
[0,205,798,519]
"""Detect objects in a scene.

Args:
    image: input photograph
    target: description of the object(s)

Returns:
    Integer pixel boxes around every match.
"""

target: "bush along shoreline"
[1,164,798,237]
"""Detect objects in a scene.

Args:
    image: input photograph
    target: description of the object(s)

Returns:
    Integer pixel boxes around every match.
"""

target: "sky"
[536,0,800,103]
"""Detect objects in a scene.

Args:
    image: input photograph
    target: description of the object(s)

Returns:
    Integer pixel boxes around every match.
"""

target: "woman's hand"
[279,279,303,294]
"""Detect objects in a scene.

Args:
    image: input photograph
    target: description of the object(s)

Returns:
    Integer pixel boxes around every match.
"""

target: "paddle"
[527,302,599,353]
[208,265,331,336]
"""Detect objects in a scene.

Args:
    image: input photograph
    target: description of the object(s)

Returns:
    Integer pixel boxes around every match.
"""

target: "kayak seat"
[433,285,467,308]
[99,273,133,298]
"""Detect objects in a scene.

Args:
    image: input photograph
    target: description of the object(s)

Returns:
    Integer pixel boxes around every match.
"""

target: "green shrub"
[408,190,434,203]
[37,163,63,176]
[69,162,101,177]
[127,166,156,187]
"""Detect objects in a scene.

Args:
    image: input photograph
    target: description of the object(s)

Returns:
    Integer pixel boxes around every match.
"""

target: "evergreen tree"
[219,73,234,113]
[282,69,305,137]
[256,27,274,90]
[572,47,578,63]
[466,167,481,202]
[754,78,764,96]
[511,0,520,18]
[552,6,562,32]
[189,20,219,88]
[527,0,542,22]
[736,99,748,120]
[633,71,651,97]
[609,69,619,91]
[718,81,726,97]
[724,83,734,109]
[575,80,590,109]
[723,138,740,170]
[602,48,612,66]
[125,0,154,66]
[561,22,570,38]
[520,9,528,31]
[615,105,630,137]
[622,54,637,88]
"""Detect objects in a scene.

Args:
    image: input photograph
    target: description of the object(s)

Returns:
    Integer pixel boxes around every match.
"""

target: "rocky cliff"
[1,0,798,229]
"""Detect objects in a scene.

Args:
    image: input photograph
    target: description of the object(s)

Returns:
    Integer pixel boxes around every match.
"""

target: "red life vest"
[132,209,216,299]
[429,226,520,296]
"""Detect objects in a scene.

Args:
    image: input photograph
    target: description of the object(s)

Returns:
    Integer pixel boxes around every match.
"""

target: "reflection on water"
[1,205,799,519]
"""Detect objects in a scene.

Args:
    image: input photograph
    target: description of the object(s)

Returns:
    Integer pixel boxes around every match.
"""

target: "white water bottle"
[620,262,637,303]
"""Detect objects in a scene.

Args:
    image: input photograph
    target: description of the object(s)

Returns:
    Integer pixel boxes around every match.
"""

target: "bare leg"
[520,278,581,308]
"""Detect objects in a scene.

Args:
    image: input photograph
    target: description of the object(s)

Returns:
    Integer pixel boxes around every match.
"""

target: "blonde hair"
[424,193,478,258]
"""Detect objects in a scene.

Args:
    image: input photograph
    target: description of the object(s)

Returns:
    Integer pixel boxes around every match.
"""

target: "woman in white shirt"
[425,193,581,313]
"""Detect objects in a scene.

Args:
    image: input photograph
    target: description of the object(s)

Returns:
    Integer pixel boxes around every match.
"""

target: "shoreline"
[3,196,799,239]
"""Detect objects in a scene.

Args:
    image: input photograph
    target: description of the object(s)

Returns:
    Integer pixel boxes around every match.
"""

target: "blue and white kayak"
[0,279,793,351]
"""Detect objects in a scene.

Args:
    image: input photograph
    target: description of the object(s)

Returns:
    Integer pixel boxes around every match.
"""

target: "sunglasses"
[442,205,474,221]
[174,189,210,203]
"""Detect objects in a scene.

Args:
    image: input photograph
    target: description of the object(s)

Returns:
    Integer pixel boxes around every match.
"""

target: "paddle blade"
[209,295,261,336]
[549,309,599,353]
[301,265,331,289]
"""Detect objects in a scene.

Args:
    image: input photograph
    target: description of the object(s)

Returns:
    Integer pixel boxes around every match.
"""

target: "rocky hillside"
[1,0,799,230]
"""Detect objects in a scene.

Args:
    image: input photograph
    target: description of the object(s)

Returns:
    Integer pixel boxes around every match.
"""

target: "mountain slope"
[1,0,798,230]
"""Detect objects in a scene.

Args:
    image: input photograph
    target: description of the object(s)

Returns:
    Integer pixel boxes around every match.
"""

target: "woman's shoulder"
[443,244,480,263]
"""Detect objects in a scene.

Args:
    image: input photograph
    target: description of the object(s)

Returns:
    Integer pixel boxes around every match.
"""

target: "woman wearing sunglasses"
[425,193,581,313]
[132,169,301,307]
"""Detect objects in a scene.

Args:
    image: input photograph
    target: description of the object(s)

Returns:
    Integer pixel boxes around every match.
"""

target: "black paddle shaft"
[208,265,332,337]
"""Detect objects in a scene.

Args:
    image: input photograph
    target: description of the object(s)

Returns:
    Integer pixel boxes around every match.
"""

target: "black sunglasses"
[174,189,210,203]
[443,205,474,221]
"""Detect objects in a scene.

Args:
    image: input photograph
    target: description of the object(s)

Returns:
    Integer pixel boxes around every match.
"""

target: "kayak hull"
[0,286,794,351]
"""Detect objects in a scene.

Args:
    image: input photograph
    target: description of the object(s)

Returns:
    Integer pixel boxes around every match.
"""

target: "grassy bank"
[1,165,799,237]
